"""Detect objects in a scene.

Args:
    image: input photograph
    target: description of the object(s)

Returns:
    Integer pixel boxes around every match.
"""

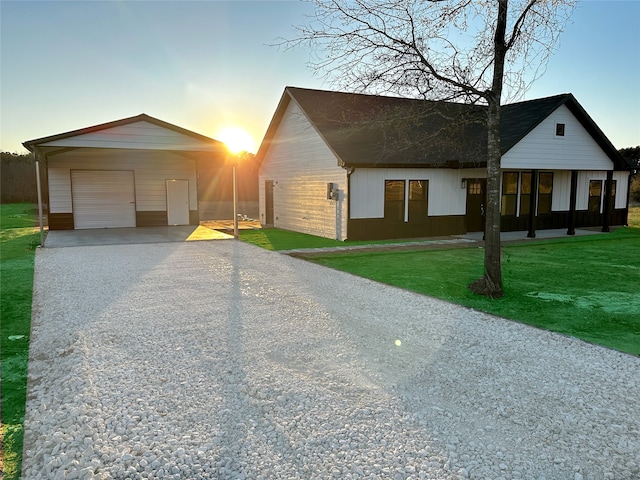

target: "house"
[23,114,227,230]
[255,87,633,241]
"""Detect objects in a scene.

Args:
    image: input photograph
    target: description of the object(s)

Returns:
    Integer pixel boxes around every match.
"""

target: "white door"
[71,170,136,229]
[166,179,190,225]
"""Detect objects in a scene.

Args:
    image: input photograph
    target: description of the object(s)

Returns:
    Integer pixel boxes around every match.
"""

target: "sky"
[1,0,639,155]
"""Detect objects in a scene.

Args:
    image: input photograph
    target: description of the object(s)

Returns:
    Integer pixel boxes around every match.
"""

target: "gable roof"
[256,87,631,170]
[23,113,225,155]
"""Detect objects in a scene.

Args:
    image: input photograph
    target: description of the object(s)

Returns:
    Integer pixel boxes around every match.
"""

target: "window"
[538,172,553,215]
[588,180,602,213]
[501,172,518,216]
[555,123,565,137]
[408,180,428,220]
[384,180,405,221]
[520,172,532,215]
[468,181,482,195]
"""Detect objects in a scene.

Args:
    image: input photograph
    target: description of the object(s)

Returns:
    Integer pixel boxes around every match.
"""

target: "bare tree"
[284,0,575,297]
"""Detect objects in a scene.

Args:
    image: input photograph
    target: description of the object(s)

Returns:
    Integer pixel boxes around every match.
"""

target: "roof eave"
[254,90,293,167]
[500,94,571,155]
[255,87,350,169]
[562,95,633,170]
[23,113,224,152]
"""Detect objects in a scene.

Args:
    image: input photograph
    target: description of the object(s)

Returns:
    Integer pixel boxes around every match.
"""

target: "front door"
[265,180,274,226]
[465,178,486,232]
[166,179,190,225]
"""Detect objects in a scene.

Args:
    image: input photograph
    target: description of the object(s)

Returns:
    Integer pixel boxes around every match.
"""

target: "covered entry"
[23,114,226,231]
[465,178,486,232]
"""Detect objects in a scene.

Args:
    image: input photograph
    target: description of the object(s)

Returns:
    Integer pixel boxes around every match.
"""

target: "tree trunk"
[469,99,504,298]
[469,0,507,298]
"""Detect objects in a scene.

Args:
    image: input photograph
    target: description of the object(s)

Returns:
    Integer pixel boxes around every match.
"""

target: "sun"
[216,126,256,154]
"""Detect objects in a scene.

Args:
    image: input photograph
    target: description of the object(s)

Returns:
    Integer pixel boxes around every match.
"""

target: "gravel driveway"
[23,241,640,479]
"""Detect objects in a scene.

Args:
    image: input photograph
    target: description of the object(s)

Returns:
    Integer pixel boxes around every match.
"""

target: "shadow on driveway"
[43,225,232,248]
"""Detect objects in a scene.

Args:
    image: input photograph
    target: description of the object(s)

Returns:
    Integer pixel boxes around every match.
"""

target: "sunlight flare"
[216,126,256,154]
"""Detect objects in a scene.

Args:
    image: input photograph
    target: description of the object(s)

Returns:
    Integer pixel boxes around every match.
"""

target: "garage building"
[23,114,226,230]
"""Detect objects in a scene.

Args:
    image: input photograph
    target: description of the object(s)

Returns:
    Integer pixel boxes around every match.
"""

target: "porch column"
[34,149,45,246]
[567,170,578,235]
[527,169,538,238]
[602,170,613,232]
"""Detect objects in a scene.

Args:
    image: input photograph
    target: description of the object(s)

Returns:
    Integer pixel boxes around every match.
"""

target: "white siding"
[576,171,606,211]
[575,171,629,212]
[259,102,348,240]
[350,167,486,218]
[613,171,630,209]
[502,105,614,171]
[40,121,219,152]
[551,170,571,212]
[47,149,197,214]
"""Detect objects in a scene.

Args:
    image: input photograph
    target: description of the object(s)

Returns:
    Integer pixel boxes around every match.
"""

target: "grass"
[239,228,417,250]
[629,204,640,227]
[243,208,640,356]
[1,203,40,480]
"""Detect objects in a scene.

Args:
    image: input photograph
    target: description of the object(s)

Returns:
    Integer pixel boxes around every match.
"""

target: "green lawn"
[629,204,640,228]
[1,203,40,480]
[243,211,640,356]
[239,228,441,250]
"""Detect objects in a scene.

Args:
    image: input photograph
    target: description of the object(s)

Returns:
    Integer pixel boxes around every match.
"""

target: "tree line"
[1,152,47,204]
[620,146,640,203]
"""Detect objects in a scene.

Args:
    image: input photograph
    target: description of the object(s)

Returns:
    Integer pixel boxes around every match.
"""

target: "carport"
[23,114,227,240]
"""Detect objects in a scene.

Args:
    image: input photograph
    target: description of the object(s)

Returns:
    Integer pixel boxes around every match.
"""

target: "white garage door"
[71,170,136,229]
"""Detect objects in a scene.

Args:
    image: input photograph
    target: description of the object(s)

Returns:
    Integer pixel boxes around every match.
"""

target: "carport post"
[35,151,45,247]
[233,163,239,239]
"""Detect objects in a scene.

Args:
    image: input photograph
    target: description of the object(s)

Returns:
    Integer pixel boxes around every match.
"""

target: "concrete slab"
[43,225,232,248]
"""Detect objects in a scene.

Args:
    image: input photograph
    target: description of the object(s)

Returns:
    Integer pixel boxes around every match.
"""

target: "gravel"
[22,240,640,479]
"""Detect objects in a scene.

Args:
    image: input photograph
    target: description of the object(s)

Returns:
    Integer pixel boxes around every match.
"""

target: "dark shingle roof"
[256,87,631,170]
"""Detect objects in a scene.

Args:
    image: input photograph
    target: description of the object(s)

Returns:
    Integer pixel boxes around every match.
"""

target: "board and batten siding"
[39,121,218,152]
[502,104,613,171]
[259,101,348,240]
[574,170,629,211]
[501,169,628,215]
[47,149,197,214]
[350,167,486,219]
[502,169,572,213]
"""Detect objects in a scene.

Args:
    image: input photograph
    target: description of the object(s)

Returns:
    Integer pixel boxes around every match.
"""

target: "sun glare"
[216,126,256,154]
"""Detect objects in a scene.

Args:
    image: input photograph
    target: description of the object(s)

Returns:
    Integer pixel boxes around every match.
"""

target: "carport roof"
[23,113,227,156]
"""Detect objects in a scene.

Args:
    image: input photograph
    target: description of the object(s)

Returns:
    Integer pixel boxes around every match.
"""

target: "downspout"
[345,165,355,241]
[34,148,45,247]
